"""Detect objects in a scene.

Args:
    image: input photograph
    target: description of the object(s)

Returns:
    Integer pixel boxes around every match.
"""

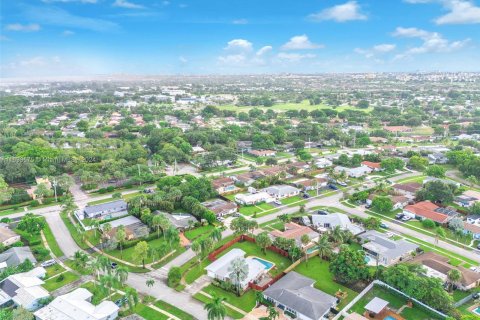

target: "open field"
[216,100,373,113]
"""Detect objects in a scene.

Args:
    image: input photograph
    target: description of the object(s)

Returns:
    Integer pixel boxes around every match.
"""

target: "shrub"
[106,186,115,192]
[167,266,182,288]
[422,218,436,229]
[43,198,53,205]
[56,274,65,282]
[98,188,107,194]
[30,200,40,207]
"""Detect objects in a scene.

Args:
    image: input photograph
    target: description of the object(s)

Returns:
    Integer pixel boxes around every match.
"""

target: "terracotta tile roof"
[361,161,381,169]
[392,182,422,194]
[270,222,314,240]
[212,177,235,188]
[404,201,449,223]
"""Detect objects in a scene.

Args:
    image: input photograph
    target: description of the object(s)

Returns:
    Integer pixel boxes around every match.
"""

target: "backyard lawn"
[44,264,65,279]
[202,284,256,312]
[193,293,244,319]
[294,258,358,309]
[348,285,443,320]
[42,271,80,292]
[184,225,215,241]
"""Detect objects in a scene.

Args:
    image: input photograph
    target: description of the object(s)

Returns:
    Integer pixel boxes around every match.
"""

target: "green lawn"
[193,293,244,319]
[134,303,169,320]
[81,281,109,304]
[294,258,358,309]
[239,205,263,216]
[348,285,442,320]
[280,195,304,205]
[257,202,275,210]
[154,300,195,320]
[42,271,80,292]
[202,284,256,312]
[45,264,65,279]
[184,225,215,240]
[42,223,64,257]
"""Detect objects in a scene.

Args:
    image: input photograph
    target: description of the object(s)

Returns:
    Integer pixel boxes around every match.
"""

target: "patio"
[362,297,405,320]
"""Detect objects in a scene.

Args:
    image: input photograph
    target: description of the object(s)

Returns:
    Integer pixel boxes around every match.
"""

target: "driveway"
[43,210,82,258]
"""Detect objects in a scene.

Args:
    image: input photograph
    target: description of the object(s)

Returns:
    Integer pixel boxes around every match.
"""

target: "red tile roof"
[361,161,381,169]
[404,201,448,223]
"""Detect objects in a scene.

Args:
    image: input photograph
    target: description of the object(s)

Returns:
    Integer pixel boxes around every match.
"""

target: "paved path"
[43,210,82,258]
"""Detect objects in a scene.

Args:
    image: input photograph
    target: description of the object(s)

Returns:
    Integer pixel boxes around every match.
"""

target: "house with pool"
[358,231,418,267]
[205,248,272,290]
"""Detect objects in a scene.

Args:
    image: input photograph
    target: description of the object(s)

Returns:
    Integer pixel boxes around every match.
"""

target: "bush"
[30,200,40,207]
[422,218,436,229]
[167,266,182,288]
[43,198,53,205]
[81,183,98,191]
[56,274,65,282]
[106,186,115,192]
[98,188,107,194]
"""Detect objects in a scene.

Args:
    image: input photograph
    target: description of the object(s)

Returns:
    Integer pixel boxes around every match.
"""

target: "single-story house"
[463,223,480,240]
[454,190,480,208]
[366,195,409,210]
[202,199,238,217]
[156,212,197,231]
[234,192,273,205]
[361,161,382,171]
[311,213,364,235]
[410,252,480,291]
[0,226,20,247]
[315,158,333,169]
[34,287,119,320]
[428,153,448,164]
[212,177,237,195]
[467,214,480,225]
[359,230,418,266]
[248,149,276,157]
[0,247,37,271]
[232,171,264,186]
[205,248,266,289]
[102,216,149,240]
[263,271,337,320]
[392,182,422,198]
[264,185,300,200]
[270,222,319,247]
[80,200,128,220]
[403,201,457,224]
[260,166,286,177]
[0,267,49,311]
[334,165,372,178]
[294,178,328,191]
[286,162,310,174]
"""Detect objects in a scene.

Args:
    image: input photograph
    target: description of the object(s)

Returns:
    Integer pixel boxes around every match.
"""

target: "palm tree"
[151,214,164,239]
[165,226,180,249]
[92,220,101,239]
[101,222,112,249]
[267,306,279,320]
[191,240,202,262]
[329,225,344,245]
[146,279,155,288]
[447,269,461,292]
[211,228,222,243]
[316,235,333,260]
[254,290,264,307]
[115,226,127,259]
[99,274,118,297]
[204,294,227,320]
[228,257,249,296]
[115,265,129,287]
[301,234,310,262]
[73,250,89,269]
[124,287,139,312]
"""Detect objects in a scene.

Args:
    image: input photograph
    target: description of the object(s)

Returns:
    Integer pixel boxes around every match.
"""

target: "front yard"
[42,271,80,292]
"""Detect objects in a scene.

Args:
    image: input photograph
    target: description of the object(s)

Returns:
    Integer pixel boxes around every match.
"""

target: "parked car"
[41,259,56,267]
[302,193,310,199]
[328,184,338,190]
[231,213,240,217]
[401,216,412,222]
[274,200,282,205]
[380,223,389,229]
[111,262,118,269]
[395,213,404,220]
[317,210,329,215]
[337,181,347,187]
[365,204,371,209]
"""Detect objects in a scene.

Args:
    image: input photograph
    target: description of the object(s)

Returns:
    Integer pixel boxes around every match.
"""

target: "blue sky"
[1,0,480,77]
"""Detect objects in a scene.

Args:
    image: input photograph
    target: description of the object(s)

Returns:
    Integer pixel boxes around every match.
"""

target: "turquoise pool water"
[365,256,372,263]
[306,246,318,254]
[384,316,396,320]
[473,306,480,315]
[253,257,274,269]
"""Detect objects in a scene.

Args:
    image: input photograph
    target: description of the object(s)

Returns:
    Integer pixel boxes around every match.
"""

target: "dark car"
[395,213,404,220]
[302,193,310,199]
[328,184,338,190]
[317,210,329,215]
[111,262,118,269]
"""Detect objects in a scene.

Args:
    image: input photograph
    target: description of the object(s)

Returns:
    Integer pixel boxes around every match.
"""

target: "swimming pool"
[384,316,396,320]
[473,306,480,315]
[252,257,274,270]
[365,256,372,263]
[306,246,318,254]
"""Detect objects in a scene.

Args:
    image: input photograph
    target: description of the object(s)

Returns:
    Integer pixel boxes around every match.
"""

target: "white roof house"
[0,267,49,311]
[264,185,300,199]
[334,165,372,178]
[315,158,333,168]
[311,213,364,235]
[234,192,273,205]
[205,248,266,289]
[35,287,119,320]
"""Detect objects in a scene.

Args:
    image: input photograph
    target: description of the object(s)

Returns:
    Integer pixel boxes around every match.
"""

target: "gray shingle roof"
[83,200,127,215]
[0,247,37,268]
[263,272,336,320]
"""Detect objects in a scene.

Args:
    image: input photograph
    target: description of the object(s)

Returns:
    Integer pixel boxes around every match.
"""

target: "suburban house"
[0,226,20,247]
[205,248,266,290]
[423,177,461,188]
[264,185,300,200]
[234,192,273,205]
[391,182,422,198]
[467,214,480,225]
[34,287,119,320]
[0,247,37,271]
[156,212,197,231]
[361,161,382,171]
[79,200,128,220]
[248,149,276,157]
[455,190,480,208]
[359,230,418,266]
[232,171,264,186]
[261,166,286,177]
[202,199,238,217]
[315,158,333,169]
[294,178,328,191]
[463,223,480,240]
[212,177,237,195]
[334,165,372,178]
[311,213,364,235]
[403,201,458,224]
[428,153,448,164]
[102,216,149,240]
[263,271,337,320]
[270,222,319,247]
[367,195,410,210]
[410,252,480,291]
[286,162,310,174]
[0,267,49,311]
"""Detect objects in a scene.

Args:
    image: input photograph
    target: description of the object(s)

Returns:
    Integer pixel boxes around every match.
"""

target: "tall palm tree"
[228,257,249,296]
[99,273,118,297]
[115,266,129,287]
[92,220,101,239]
[316,235,333,260]
[73,250,89,269]
[124,287,139,312]
[447,269,461,292]
[102,222,112,249]
[191,240,202,262]
[254,290,264,307]
[151,214,164,239]
[165,226,180,249]
[211,228,222,243]
[115,226,127,259]
[146,279,155,288]
[329,226,344,245]
[204,294,227,320]
[267,306,279,320]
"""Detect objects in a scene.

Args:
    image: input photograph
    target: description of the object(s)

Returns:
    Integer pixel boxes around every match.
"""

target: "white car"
[274,200,282,205]
[401,216,412,222]
[41,259,56,267]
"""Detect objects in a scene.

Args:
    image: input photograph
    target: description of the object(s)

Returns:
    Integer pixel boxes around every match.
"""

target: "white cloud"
[113,0,144,9]
[277,52,316,62]
[1,35,10,41]
[232,19,248,25]
[256,46,273,56]
[308,1,367,22]
[373,44,396,52]
[355,44,396,58]
[281,35,323,50]
[5,23,41,32]
[62,30,75,36]
[179,56,188,64]
[218,54,247,65]
[392,27,470,59]
[405,0,480,24]
[224,39,253,52]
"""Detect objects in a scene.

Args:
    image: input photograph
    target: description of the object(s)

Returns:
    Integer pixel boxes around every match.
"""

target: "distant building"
[80,200,128,220]
[361,161,382,171]
[263,271,337,320]
[455,190,480,208]
[311,213,364,235]
[391,182,422,198]
[102,216,149,240]
[315,158,333,169]
[334,165,372,178]
[211,177,237,195]
[247,149,276,157]
[234,192,273,205]
[403,201,458,224]
[34,287,119,320]
[155,212,197,231]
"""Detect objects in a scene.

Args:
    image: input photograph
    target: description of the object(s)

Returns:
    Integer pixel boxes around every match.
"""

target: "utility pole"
[52,178,58,202]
